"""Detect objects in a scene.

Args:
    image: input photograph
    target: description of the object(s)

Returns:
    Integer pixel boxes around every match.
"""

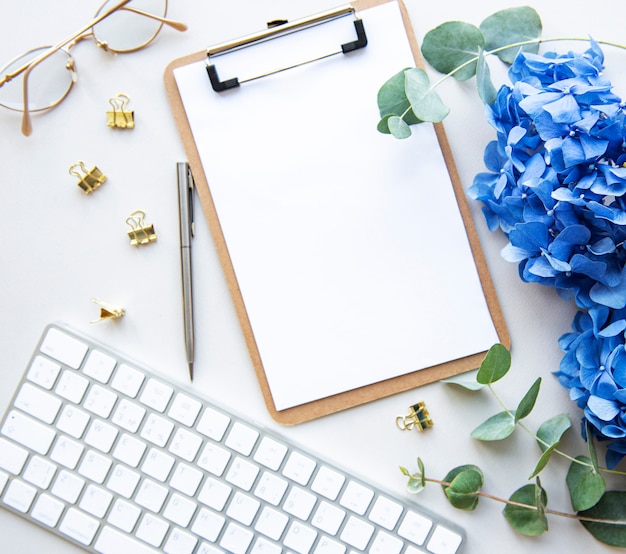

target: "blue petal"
[543,94,582,123]
[590,269,626,309]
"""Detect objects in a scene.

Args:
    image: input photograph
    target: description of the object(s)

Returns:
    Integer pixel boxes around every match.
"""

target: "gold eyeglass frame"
[0,0,187,136]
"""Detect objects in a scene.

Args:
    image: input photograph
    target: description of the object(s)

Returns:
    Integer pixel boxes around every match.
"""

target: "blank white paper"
[174,1,500,410]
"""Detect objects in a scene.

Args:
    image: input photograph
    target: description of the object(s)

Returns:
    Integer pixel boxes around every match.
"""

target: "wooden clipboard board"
[164,0,510,425]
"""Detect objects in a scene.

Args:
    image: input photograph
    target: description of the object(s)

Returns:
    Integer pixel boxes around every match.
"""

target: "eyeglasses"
[0,0,187,136]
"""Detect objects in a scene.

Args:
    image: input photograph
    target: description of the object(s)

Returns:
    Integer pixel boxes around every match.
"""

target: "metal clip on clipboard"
[206,5,367,92]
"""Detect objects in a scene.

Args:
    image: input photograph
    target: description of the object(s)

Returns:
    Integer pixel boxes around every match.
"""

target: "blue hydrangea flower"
[469,41,626,467]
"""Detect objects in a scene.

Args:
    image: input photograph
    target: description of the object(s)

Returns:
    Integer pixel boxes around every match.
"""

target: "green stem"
[487,385,626,477]
[424,476,625,526]
[424,35,626,98]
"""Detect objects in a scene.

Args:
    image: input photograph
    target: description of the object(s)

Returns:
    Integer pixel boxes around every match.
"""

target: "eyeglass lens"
[93,0,167,53]
[0,47,75,112]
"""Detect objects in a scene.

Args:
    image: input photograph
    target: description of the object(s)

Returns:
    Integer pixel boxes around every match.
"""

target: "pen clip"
[187,165,195,239]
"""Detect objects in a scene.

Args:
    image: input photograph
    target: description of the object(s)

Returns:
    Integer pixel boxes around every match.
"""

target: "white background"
[0,1,624,553]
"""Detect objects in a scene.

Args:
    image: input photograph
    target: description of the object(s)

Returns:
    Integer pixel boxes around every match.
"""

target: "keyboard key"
[51,469,85,503]
[140,378,174,412]
[197,442,231,476]
[169,427,202,462]
[255,506,289,541]
[371,529,404,553]
[398,510,433,546]
[340,480,374,515]
[198,477,232,511]
[225,456,259,491]
[113,433,147,467]
[312,501,346,535]
[78,449,112,484]
[2,409,56,455]
[196,406,230,440]
[107,464,140,498]
[56,404,90,439]
[312,537,345,554]
[220,521,254,554]
[369,496,403,530]
[164,528,198,554]
[111,364,145,398]
[111,398,146,433]
[191,507,225,542]
[141,413,174,447]
[283,451,316,485]
[426,525,463,554]
[136,513,169,548]
[23,455,57,489]
[82,349,117,383]
[31,493,64,527]
[225,421,259,455]
[163,492,198,527]
[136,478,169,512]
[14,382,62,424]
[55,369,89,404]
[170,462,203,496]
[79,484,113,518]
[226,491,260,526]
[26,355,61,390]
[3,479,37,513]
[107,498,141,533]
[84,384,117,418]
[283,486,317,521]
[50,435,84,469]
[169,393,202,427]
[40,327,88,369]
[59,507,100,546]
[0,437,28,474]
[254,471,288,506]
[311,465,345,501]
[253,436,288,470]
[0,471,8,494]
[85,418,118,453]
[284,520,317,554]
[95,525,160,554]
[141,447,175,482]
[340,515,374,550]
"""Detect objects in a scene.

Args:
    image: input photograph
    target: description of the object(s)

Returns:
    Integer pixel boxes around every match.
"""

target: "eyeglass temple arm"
[120,7,188,32]
[19,0,135,135]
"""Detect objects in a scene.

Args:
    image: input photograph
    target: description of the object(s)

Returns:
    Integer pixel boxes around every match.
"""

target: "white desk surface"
[0,1,623,553]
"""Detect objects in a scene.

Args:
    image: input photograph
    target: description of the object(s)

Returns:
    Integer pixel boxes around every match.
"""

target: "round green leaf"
[536,414,571,453]
[421,21,485,81]
[477,343,511,384]
[580,491,626,547]
[442,465,484,511]
[503,483,549,536]
[515,377,541,422]
[471,411,516,441]
[403,68,450,122]
[377,68,421,124]
[388,115,412,139]
[479,7,542,64]
[566,456,606,512]
[476,48,497,105]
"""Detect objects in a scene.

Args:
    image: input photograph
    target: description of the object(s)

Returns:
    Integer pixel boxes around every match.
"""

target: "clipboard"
[164,0,510,425]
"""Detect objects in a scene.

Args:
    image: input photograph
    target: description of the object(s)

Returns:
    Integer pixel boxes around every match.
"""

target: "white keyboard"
[0,324,465,554]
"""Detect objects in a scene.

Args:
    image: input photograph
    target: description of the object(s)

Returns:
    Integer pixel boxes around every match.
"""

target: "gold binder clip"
[106,93,135,129]
[90,298,125,323]
[126,209,157,246]
[396,402,433,432]
[69,161,107,194]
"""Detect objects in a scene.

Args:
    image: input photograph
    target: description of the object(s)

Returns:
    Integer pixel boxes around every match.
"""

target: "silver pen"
[177,162,195,380]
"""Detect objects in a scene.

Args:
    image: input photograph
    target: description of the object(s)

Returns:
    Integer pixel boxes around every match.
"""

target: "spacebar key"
[94,526,160,554]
